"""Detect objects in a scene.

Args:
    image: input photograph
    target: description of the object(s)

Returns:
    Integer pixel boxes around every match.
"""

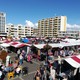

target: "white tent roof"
[48,43,63,48]
[33,44,46,49]
[65,55,80,68]
[61,42,80,47]
[33,42,80,49]
[63,38,76,43]
[0,43,10,47]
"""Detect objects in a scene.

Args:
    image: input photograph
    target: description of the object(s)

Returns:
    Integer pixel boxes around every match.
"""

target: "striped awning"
[65,55,80,68]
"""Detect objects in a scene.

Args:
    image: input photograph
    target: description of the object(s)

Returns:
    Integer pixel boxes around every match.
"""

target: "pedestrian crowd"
[0,41,79,80]
[0,48,29,80]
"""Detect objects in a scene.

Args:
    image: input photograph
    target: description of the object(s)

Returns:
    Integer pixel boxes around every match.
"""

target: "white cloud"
[34,23,38,28]
[25,20,38,28]
[67,24,80,28]
[25,20,34,27]
[67,23,80,31]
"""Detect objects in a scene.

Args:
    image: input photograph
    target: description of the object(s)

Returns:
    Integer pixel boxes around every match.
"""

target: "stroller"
[22,67,28,75]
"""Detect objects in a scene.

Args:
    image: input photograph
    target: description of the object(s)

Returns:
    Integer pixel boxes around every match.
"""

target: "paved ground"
[4,52,43,80]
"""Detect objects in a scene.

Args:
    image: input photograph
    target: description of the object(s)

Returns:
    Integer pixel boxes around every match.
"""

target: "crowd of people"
[0,38,80,80]
[34,64,56,80]
[33,45,79,80]
[0,48,30,80]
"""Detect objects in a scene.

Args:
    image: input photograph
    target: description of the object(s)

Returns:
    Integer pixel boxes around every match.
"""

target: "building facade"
[6,23,17,37]
[6,24,34,38]
[0,12,7,37]
[17,24,25,37]
[58,31,80,38]
[0,12,6,33]
[25,26,33,37]
[38,16,67,37]
[33,28,38,37]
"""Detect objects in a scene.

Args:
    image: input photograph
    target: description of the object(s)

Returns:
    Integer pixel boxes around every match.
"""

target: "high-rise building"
[0,12,6,33]
[38,16,67,37]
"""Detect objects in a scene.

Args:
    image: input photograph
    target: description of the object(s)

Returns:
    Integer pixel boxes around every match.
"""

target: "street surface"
[4,52,43,80]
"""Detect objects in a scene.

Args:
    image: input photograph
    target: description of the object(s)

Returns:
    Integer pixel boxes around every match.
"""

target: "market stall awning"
[65,55,80,68]
[0,39,8,43]
[61,42,80,47]
[0,43,10,47]
[33,44,46,49]
[62,38,76,43]
[48,43,63,48]
[10,41,25,48]
[11,42,26,48]
[11,42,19,45]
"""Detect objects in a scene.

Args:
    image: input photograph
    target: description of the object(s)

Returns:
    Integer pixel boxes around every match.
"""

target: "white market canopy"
[33,43,65,49]
[48,43,63,48]
[62,38,76,43]
[0,43,10,47]
[33,44,46,49]
[33,42,80,49]
[61,42,80,47]
[0,41,30,48]
[65,54,80,68]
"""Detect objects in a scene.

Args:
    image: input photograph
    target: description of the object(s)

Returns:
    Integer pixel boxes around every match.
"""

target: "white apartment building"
[38,16,67,37]
[17,24,25,37]
[33,28,38,37]
[6,23,17,37]
[6,24,25,38]
[58,31,80,38]
[6,24,34,38]
[25,26,33,37]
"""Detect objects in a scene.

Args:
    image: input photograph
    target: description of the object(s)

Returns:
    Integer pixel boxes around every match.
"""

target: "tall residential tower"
[0,12,6,33]
[38,16,67,37]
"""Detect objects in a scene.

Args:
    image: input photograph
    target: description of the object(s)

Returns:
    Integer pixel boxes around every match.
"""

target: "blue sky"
[0,0,80,25]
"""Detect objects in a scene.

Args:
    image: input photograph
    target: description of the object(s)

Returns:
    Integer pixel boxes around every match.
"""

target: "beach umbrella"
[22,38,29,43]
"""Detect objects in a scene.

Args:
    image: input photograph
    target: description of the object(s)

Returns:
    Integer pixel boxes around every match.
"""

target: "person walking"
[27,54,32,63]
[17,49,20,58]
[50,66,56,80]
[34,69,41,80]
[43,69,47,80]
[40,65,44,80]
[6,55,10,67]
[19,53,23,65]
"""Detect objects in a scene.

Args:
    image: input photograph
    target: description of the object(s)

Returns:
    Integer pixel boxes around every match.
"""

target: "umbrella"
[22,38,29,43]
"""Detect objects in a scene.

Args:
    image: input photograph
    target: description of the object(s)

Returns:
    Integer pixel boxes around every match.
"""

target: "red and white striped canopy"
[65,55,80,68]
[4,41,25,48]
[10,42,26,48]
